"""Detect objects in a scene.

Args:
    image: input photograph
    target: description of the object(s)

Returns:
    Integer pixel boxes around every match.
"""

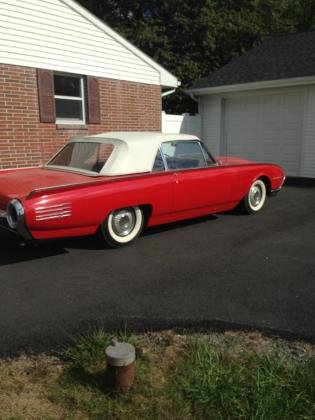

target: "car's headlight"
[6,199,25,229]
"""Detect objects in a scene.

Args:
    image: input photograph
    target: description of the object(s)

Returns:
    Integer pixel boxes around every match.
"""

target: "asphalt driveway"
[0,178,314,355]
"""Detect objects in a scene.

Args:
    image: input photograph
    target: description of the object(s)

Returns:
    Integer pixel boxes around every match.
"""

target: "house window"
[54,74,85,124]
[37,69,100,124]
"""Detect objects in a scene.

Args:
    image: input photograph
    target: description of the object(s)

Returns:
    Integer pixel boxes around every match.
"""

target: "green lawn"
[0,330,314,419]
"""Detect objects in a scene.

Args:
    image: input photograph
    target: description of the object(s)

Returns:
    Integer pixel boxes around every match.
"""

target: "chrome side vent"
[35,203,72,221]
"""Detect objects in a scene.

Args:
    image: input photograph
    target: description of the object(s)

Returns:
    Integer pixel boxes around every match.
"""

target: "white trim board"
[187,75,315,95]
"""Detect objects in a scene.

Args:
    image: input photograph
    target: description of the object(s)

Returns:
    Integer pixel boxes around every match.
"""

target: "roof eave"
[62,0,179,88]
[187,75,315,95]
[160,73,180,88]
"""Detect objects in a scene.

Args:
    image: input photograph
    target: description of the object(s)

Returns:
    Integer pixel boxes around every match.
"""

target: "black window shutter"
[87,76,101,124]
[37,69,56,123]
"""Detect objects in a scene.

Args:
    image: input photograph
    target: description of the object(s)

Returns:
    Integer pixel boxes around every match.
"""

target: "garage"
[223,90,304,175]
[188,31,315,178]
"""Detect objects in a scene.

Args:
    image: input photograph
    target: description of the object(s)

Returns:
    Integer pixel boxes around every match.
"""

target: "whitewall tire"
[243,179,267,214]
[101,206,144,247]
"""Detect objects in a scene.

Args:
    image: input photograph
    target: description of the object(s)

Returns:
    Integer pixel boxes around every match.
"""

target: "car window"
[152,149,165,172]
[48,142,114,173]
[200,142,217,166]
[160,141,207,170]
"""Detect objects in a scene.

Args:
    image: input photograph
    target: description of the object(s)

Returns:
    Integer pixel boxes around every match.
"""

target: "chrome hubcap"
[249,184,262,207]
[112,208,136,237]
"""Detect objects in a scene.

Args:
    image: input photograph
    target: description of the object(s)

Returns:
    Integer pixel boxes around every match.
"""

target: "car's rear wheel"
[100,206,144,248]
[242,179,267,214]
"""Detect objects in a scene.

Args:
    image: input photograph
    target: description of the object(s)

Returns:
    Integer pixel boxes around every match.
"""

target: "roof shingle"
[192,31,315,89]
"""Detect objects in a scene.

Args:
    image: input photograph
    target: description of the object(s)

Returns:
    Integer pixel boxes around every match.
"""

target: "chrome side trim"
[35,203,72,221]
[26,179,105,199]
[36,212,72,221]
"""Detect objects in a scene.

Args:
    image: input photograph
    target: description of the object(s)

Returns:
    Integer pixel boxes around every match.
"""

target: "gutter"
[161,81,181,97]
[186,75,315,96]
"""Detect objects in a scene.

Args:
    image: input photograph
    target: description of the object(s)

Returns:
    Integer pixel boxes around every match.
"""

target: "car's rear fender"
[23,173,172,239]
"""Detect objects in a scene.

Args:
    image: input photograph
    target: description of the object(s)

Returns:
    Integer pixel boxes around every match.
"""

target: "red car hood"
[0,167,93,208]
[216,156,254,166]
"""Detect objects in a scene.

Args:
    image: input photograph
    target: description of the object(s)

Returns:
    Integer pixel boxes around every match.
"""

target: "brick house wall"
[0,63,162,169]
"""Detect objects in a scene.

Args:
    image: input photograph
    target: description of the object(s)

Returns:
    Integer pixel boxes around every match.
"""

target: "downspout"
[161,89,176,97]
[161,81,181,97]
[189,92,199,103]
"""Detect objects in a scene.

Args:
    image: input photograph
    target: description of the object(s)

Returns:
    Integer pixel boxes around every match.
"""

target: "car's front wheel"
[100,206,144,248]
[242,179,267,214]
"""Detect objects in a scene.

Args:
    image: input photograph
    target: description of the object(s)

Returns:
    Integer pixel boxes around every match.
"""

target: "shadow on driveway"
[0,215,218,266]
[284,177,315,188]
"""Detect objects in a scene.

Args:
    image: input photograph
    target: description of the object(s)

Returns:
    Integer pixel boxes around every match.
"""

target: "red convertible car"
[0,132,285,247]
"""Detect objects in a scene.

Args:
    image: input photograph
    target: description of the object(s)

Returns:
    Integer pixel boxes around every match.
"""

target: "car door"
[160,140,234,213]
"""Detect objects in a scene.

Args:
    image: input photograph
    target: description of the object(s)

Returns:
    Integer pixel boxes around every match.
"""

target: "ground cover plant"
[0,330,314,419]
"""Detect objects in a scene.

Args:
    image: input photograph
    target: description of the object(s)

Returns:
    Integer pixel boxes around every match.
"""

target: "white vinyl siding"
[0,0,161,85]
[302,87,315,177]
[199,96,221,155]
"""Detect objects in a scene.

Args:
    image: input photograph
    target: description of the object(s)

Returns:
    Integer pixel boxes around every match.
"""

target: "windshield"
[47,142,114,173]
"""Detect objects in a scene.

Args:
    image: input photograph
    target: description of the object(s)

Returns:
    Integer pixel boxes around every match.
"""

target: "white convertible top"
[70,131,200,176]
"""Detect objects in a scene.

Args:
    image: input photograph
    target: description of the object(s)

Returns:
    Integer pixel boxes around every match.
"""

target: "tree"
[78,0,313,113]
[289,0,315,31]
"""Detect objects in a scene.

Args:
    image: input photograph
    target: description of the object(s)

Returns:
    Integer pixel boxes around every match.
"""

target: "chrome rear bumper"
[0,212,18,235]
[0,209,32,240]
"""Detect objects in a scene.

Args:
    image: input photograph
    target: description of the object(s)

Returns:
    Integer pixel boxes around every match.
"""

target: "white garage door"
[224,91,304,176]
